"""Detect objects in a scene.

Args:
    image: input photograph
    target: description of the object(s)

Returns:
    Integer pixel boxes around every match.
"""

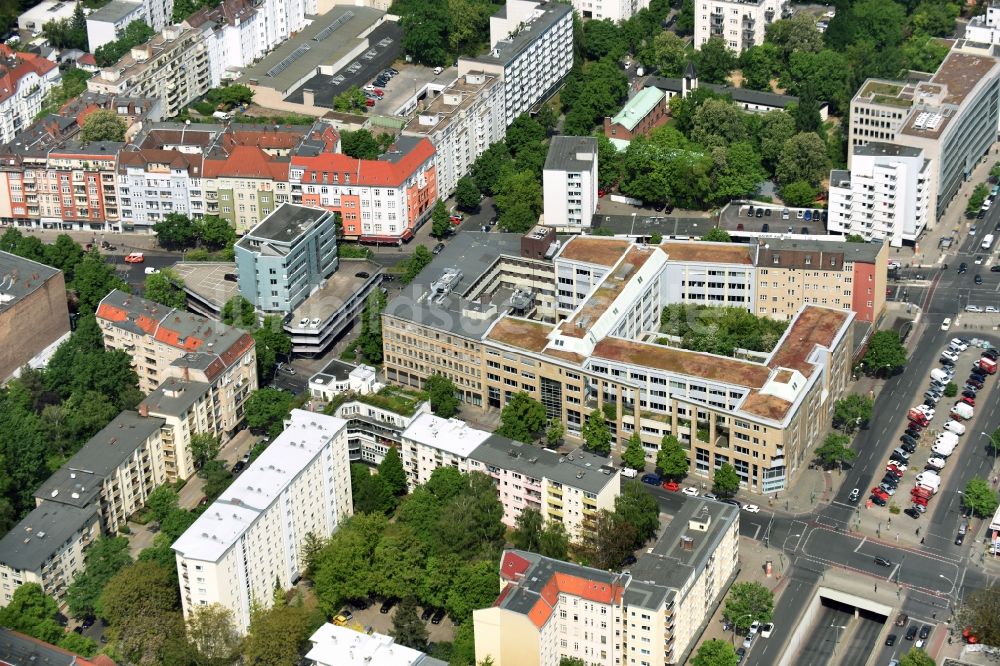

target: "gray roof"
[0,251,61,314]
[311,358,357,383]
[830,169,851,187]
[464,1,572,67]
[34,411,165,509]
[625,498,738,604]
[0,627,86,665]
[647,76,801,108]
[853,142,923,158]
[544,136,597,172]
[88,0,142,22]
[470,437,618,495]
[594,214,719,238]
[0,503,97,572]
[755,236,885,263]
[379,135,424,164]
[140,376,210,417]
[236,203,331,247]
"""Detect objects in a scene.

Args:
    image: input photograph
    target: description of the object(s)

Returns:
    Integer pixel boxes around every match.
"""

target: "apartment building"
[401,71,505,198]
[847,41,1000,223]
[139,377,222,480]
[383,234,856,494]
[17,0,76,33]
[117,147,202,229]
[28,142,124,231]
[173,410,352,632]
[0,251,71,382]
[234,203,339,313]
[542,136,598,230]
[290,126,437,243]
[828,143,931,247]
[0,628,118,665]
[86,0,147,51]
[966,2,1000,43]
[201,141,294,235]
[693,0,785,52]
[96,289,258,434]
[0,45,61,145]
[474,499,739,666]
[571,0,648,21]
[399,413,492,488]
[458,0,573,127]
[87,25,212,120]
[306,624,447,666]
[328,393,431,466]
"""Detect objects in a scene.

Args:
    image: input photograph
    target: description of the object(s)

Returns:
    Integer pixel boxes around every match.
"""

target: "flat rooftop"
[556,237,631,266]
[170,262,239,308]
[931,49,997,106]
[402,72,500,137]
[310,358,359,384]
[485,316,554,353]
[0,503,97,572]
[290,260,382,323]
[464,1,571,68]
[853,142,923,158]
[402,412,492,458]
[139,376,210,417]
[558,245,656,338]
[88,0,141,22]
[544,135,597,172]
[305,624,445,666]
[470,438,618,495]
[0,251,60,314]
[660,241,753,264]
[767,305,850,377]
[237,203,331,247]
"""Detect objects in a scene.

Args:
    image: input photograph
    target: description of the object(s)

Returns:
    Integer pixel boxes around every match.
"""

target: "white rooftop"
[305,624,436,666]
[172,409,347,562]
[401,413,492,457]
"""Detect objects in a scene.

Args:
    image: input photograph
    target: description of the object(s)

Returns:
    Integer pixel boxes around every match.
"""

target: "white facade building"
[86,0,147,51]
[172,410,352,632]
[0,46,61,145]
[17,0,76,33]
[400,413,491,488]
[966,3,1000,44]
[694,0,785,52]
[306,624,447,666]
[828,143,930,247]
[542,136,598,230]
[571,0,648,21]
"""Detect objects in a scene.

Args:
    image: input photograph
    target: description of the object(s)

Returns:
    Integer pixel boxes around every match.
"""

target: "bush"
[888,502,901,515]
[192,101,215,116]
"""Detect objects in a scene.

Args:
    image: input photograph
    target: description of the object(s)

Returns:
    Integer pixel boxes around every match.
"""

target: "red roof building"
[0,45,61,145]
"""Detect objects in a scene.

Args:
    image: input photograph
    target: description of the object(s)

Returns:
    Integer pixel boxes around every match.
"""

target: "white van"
[935,432,959,445]
[930,368,952,383]
[944,420,966,435]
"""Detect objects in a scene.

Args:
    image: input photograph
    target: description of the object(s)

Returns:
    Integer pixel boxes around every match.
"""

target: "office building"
[96,290,258,434]
[306,623,447,666]
[308,360,382,402]
[401,71,505,197]
[173,410,352,632]
[963,3,1000,44]
[693,0,786,52]
[0,251,71,382]
[86,1,147,51]
[234,203,339,313]
[847,41,1000,224]
[0,628,117,665]
[458,0,573,127]
[604,87,668,141]
[474,499,739,665]
[542,136,598,230]
[828,143,931,246]
[0,45,61,146]
[571,0,648,21]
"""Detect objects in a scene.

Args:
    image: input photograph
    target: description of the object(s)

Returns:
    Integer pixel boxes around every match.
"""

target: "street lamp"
[730,613,755,646]
[939,573,957,611]
[830,623,848,658]
[981,431,997,462]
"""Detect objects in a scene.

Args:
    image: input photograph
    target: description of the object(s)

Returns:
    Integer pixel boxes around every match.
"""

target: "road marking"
[854,537,867,553]
[888,563,900,580]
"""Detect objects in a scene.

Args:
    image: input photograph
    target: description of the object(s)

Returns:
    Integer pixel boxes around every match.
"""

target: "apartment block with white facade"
[399,413,492,488]
[401,71,505,198]
[0,45,61,145]
[829,143,930,247]
[458,0,573,128]
[474,499,739,666]
[86,0,147,51]
[173,410,352,632]
[306,624,448,666]
[542,136,598,230]
[330,394,430,467]
[117,147,203,229]
[693,0,785,52]
[963,2,1000,44]
[571,0,648,21]
[139,377,224,481]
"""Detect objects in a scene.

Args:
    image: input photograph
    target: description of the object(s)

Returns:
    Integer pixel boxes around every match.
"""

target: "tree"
[561,658,588,666]
[143,268,186,308]
[702,228,732,242]
[512,507,543,552]
[455,176,481,211]
[197,215,236,251]
[757,111,796,170]
[723,581,774,631]
[94,21,155,68]
[186,603,241,666]
[208,83,254,108]
[791,84,822,133]
[845,234,866,243]
[56,631,97,658]
[962,477,999,518]
[898,648,936,666]
[146,485,179,524]
[333,85,368,113]
[66,537,132,619]
[765,13,823,64]
[496,393,546,443]
[832,394,873,432]
[505,114,546,159]
[695,38,736,84]
[245,388,295,438]
[712,462,740,497]
[657,435,689,479]
[691,638,738,666]
[445,559,501,623]
[378,447,408,496]
[190,433,221,470]
[431,199,451,239]
[622,433,647,470]
[99,560,178,626]
[399,2,449,66]
[815,432,856,470]
[80,110,127,143]
[351,464,397,515]
[545,418,564,447]
[71,250,130,314]
[341,129,386,160]
[582,19,627,61]
[391,598,429,651]
[425,374,459,418]
[967,183,990,217]
[253,315,292,380]
[539,520,569,559]
[495,169,542,233]
[739,43,780,91]
[202,459,234,501]
[471,142,512,196]
[154,212,199,250]
[581,409,612,456]
[0,583,63,643]
[958,583,1000,646]
[614,481,660,547]
[943,382,958,398]
[588,510,637,570]
[776,132,830,186]
[222,295,257,329]
[645,31,688,76]
[400,245,433,284]
[356,287,387,363]
[862,330,908,376]
[780,180,818,207]
[243,602,322,666]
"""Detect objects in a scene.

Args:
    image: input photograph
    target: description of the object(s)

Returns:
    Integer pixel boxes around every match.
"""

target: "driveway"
[343,600,456,643]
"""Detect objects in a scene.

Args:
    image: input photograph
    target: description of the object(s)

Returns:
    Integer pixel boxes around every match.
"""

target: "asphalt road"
[796,604,853,666]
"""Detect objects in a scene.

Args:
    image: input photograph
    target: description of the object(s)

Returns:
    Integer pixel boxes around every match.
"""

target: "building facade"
[172,410,352,633]
[86,0,147,51]
[693,0,785,52]
[542,136,598,230]
[571,0,648,21]
[604,87,668,141]
[0,46,61,146]
[960,2,1000,44]
[139,377,223,480]
[306,624,446,666]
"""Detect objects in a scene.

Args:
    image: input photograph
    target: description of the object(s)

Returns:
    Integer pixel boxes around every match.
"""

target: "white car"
[975,255,985,265]
[144,266,160,275]
[682,487,699,497]
[944,420,966,435]
[941,349,959,362]
[310,317,321,327]
[299,317,309,327]
[987,306,999,313]
[950,338,969,352]
[926,457,946,470]
[761,623,774,638]
[888,260,901,270]
[941,318,952,331]
[742,504,760,514]
[966,305,984,313]
[916,472,940,484]
[914,405,935,418]
[748,621,761,635]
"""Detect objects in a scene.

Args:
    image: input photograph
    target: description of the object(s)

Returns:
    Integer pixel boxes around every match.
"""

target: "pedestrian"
[921,537,925,544]
[916,527,920,536]
[875,584,878,592]
[888,517,892,526]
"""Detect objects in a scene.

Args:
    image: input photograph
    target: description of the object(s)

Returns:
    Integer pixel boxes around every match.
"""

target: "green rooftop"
[610,87,665,132]
[860,81,904,99]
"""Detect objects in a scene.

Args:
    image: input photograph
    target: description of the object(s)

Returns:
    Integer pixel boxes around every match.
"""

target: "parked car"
[662,480,680,492]
[870,494,887,506]
[874,556,892,567]
[904,507,921,519]
[431,609,446,624]
[905,625,919,641]
[919,625,932,640]
[421,607,434,621]
[380,599,397,614]
[641,473,661,485]
[432,242,446,254]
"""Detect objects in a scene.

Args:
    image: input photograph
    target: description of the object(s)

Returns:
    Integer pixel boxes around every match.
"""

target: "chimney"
[138,403,148,417]
[679,536,694,551]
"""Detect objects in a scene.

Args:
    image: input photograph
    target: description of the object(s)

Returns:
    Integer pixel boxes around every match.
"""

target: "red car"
[885,466,904,478]
[662,481,680,492]
[960,395,975,406]
[373,89,384,97]
[912,495,929,506]
[598,189,607,197]
[871,488,889,501]
[365,98,375,107]
[449,215,463,225]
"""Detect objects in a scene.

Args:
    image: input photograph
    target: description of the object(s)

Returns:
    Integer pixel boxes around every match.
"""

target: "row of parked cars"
[885,614,933,650]
[362,67,399,106]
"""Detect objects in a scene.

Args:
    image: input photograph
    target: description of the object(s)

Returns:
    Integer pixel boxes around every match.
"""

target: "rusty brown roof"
[768,306,849,377]
[557,237,631,266]
[591,338,771,387]
[486,317,553,352]
[659,242,753,264]
[740,391,792,420]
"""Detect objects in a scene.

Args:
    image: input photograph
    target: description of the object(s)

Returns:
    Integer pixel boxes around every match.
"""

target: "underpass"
[779,588,891,666]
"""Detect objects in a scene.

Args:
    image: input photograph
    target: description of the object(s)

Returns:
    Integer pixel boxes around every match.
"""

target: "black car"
[962,390,977,399]
[938,357,955,367]
[764,208,772,216]
[905,427,921,439]
[885,634,897,646]
[959,263,968,274]
[984,349,999,360]
[919,625,932,640]
[975,274,983,285]
[904,507,921,519]
[870,494,887,506]
[955,532,965,545]
[900,434,918,447]
[736,647,746,663]
[874,555,892,567]
[421,607,434,621]
[355,271,370,279]
[992,265,1000,272]
[978,210,986,219]
[432,242,446,254]
[431,609,446,624]
[881,476,898,488]
[232,461,246,474]
[900,442,917,454]
[746,206,755,217]
[971,370,987,382]
[380,599,397,614]
[967,377,984,389]
[621,554,637,567]
[761,223,769,233]
[889,454,908,466]
[81,616,95,629]
[905,625,918,641]
[755,208,764,218]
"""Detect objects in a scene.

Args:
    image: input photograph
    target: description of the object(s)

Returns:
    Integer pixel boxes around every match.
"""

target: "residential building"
[328,391,430,465]
[95,289,258,434]
[59,91,164,132]
[0,628,117,665]
[0,46,61,146]
[139,377,223,480]
[458,0,573,127]
[964,2,1000,44]
[571,0,648,21]
[847,41,1000,224]
[87,25,212,120]
[829,143,931,246]
[401,71,505,198]
[542,136,598,230]
[0,251,71,382]
[31,142,123,231]
[173,410,352,632]
[474,499,739,665]
[86,1,147,51]
[693,0,786,52]
[399,413,492,488]
[308,360,382,402]
[234,203,339,313]
[116,147,203,230]
[18,0,76,33]
[306,623,447,666]
[0,504,101,607]
[186,0,265,87]
[603,87,668,141]
[290,124,437,244]
[383,233,856,494]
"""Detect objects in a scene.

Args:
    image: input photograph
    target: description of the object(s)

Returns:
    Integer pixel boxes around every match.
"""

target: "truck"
[932,441,958,457]
[935,432,959,446]
[978,357,997,375]
[907,409,930,426]
[951,402,974,420]
[982,233,995,250]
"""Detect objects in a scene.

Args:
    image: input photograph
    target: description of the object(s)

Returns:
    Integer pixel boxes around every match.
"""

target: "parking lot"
[718,201,829,236]
[336,599,456,644]
[376,64,456,116]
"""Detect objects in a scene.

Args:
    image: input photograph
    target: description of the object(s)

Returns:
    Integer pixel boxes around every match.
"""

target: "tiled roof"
[292,136,435,187]
[0,45,57,106]
[203,145,289,179]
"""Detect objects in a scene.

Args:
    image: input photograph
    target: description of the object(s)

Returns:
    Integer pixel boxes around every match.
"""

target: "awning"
[358,235,403,245]
[400,228,414,241]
